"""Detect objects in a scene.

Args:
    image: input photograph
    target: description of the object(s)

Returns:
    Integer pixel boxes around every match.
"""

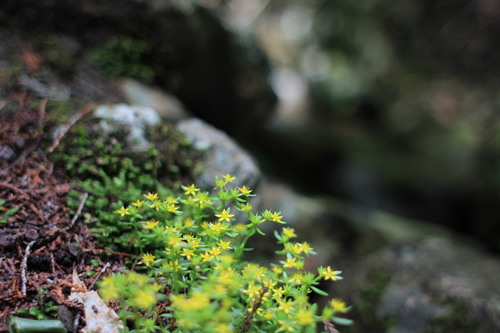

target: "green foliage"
[0,199,19,224]
[91,36,155,82]
[52,123,197,252]
[99,175,351,332]
[16,289,59,320]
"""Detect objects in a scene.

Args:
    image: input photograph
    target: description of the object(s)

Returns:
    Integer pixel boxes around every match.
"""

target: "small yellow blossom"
[116,206,130,217]
[319,266,342,281]
[283,257,298,269]
[214,323,233,333]
[223,174,236,182]
[239,203,253,213]
[290,272,304,284]
[329,298,348,313]
[295,307,315,326]
[132,288,156,309]
[277,320,294,332]
[131,199,145,207]
[282,227,297,238]
[144,219,159,230]
[262,310,273,320]
[278,299,294,314]
[299,242,314,255]
[238,185,252,196]
[271,211,284,223]
[167,202,180,213]
[188,290,211,310]
[99,276,119,301]
[142,253,155,266]
[144,192,159,201]
[183,218,194,228]
[201,251,213,262]
[218,240,231,250]
[183,184,199,196]
[181,248,195,260]
[215,209,234,222]
[272,266,283,275]
[209,246,222,257]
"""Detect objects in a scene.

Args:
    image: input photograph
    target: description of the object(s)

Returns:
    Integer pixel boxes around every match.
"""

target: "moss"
[51,121,200,252]
[91,36,155,82]
[426,300,482,333]
[344,269,393,333]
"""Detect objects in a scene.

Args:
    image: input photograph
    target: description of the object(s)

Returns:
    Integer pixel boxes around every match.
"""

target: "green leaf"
[332,317,353,326]
[310,285,328,296]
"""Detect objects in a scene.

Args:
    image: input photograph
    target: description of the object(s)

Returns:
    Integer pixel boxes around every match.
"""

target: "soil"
[0,91,128,332]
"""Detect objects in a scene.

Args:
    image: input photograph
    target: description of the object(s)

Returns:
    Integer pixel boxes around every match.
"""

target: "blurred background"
[3,0,500,331]
[203,0,500,254]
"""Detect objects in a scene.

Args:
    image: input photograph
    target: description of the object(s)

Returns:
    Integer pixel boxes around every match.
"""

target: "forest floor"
[0,92,127,332]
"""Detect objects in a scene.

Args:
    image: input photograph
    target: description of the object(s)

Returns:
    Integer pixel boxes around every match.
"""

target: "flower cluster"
[99,174,350,332]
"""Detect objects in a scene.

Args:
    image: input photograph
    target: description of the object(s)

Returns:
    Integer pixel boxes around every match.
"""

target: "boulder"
[176,117,260,192]
[336,238,500,333]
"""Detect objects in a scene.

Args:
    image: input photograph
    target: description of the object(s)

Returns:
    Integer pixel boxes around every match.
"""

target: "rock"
[176,117,260,192]
[117,79,190,122]
[93,104,161,152]
[336,238,500,333]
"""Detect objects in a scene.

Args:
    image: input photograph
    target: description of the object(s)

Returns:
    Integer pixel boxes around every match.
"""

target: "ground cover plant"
[99,175,351,332]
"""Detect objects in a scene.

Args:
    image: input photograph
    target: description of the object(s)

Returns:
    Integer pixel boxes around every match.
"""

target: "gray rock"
[337,238,500,333]
[176,117,260,192]
[117,79,190,122]
[93,103,161,152]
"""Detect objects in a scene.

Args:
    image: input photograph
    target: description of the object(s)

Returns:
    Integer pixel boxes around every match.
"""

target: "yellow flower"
[144,192,159,201]
[223,174,236,182]
[295,307,315,326]
[201,251,213,262]
[290,272,304,284]
[144,219,159,230]
[283,257,298,269]
[299,242,314,255]
[209,222,227,235]
[218,240,231,250]
[278,299,294,314]
[210,246,222,257]
[183,218,194,228]
[319,266,342,281]
[116,206,130,217]
[277,320,294,332]
[282,227,297,238]
[272,286,285,299]
[186,236,201,249]
[188,290,211,311]
[262,310,273,320]
[329,298,348,313]
[99,276,119,301]
[243,282,261,300]
[272,266,283,275]
[183,184,199,196]
[167,202,180,213]
[239,203,253,213]
[131,199,145,207]
[214,323,233,333]
[142,253,155,266]
[271,211,284,223]
[237,185,252,196]
[215,209,234,222]
[182,248,195,260]
[132,288,156,309]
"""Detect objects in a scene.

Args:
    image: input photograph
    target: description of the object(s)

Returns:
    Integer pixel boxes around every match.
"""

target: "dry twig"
[48,104,95,153]
[21,241,36,296]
